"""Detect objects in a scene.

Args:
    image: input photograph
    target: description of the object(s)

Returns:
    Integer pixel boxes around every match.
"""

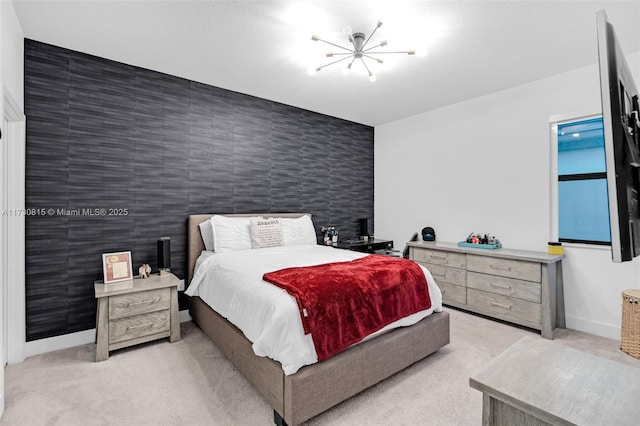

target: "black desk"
[333,239,393,253]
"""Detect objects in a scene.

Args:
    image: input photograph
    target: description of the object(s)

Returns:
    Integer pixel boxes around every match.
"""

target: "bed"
[186,213,450,425]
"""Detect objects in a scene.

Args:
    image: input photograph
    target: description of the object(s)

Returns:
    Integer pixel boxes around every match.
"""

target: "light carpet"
[2,308,638,425]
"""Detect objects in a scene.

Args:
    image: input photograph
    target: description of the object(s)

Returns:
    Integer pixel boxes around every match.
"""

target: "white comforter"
[185,244,442,375]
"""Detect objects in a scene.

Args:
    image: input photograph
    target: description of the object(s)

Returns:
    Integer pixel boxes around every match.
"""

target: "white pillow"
[211,215,252,252]
[250,217,284,249]
[198,219,215,251]
[282,215,317,246]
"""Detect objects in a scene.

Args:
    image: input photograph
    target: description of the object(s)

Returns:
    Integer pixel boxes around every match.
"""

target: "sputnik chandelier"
[310,20,415,82]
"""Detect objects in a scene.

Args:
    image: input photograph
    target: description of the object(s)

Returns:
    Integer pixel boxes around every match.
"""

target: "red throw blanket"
[262,254,431,362]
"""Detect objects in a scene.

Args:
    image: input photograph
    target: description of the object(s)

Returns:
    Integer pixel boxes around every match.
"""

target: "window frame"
[549,112,611,249]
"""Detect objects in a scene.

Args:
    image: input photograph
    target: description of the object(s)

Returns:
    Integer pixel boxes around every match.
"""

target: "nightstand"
[94,272,182,362]
[333,239,393,253]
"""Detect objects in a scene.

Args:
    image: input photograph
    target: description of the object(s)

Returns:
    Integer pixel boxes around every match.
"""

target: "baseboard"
[565,314,620,340]
[23,309,192,360]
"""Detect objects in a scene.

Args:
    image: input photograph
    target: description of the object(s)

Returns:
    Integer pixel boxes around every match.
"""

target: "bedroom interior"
[1,0,640,425]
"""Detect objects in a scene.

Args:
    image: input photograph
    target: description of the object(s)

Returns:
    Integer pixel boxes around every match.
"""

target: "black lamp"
[157,237,171,276]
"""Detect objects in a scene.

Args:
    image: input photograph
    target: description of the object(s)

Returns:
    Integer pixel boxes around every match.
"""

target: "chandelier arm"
[317,54,356,71]
[329,52,356,56]
[362,22,381,50]
[369,51,416,55]
[362,54,383,63]
[360,57,373,75]
[362,43,385,53]
[315,38,353,53]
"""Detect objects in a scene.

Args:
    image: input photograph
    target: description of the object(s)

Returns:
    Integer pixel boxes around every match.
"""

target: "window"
[556,116,611,245]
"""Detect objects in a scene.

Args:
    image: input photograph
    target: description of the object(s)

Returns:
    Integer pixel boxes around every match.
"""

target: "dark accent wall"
[24,40,374,341]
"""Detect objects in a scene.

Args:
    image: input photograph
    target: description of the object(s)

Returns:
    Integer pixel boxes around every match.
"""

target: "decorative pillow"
[211,215,252,252]
[198,219,215,251]
[282,215,317,246]
[250,217,284,249]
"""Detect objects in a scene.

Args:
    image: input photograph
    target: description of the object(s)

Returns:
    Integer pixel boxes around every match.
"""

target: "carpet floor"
[2,308,639,425]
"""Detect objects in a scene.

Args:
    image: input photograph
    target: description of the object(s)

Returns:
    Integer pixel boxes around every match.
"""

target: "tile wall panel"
[24,39,374,341]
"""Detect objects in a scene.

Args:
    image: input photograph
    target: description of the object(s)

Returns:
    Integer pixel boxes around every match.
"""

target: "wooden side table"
[94,273,182,362]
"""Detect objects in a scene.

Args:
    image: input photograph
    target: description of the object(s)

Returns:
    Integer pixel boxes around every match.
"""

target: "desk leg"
[169,286,181,342]
[482,394,493,426]
[96,297,109,362]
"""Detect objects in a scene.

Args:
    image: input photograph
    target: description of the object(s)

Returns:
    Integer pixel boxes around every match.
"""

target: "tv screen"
[597,10,640,262]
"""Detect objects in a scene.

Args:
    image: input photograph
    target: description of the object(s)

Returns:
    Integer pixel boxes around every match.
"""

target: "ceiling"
[12,0,640,127]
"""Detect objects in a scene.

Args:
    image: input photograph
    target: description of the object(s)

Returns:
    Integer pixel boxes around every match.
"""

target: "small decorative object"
[138,263,151,279]
[458,233,501,250]
[548,242,563,255]
[157,237,171,276]
[422,227,436,241]
[102,251,133,284]
[321,226,339,245]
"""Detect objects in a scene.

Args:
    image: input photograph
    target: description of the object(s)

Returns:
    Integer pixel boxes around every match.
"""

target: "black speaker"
[359,218,369,238]
[157,237,171,270]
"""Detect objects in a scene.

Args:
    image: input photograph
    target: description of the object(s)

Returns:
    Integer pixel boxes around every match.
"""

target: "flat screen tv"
[597,10,640,262]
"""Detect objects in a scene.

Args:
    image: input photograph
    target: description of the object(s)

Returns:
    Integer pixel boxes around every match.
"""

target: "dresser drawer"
[439,281,466,305]
[467,255,540,282]
[109,288,171,319]
[413,248,465,268]
[467,272,541,303]
[428,264,466,286]
[467,288,541,327]
[109,310,170,344]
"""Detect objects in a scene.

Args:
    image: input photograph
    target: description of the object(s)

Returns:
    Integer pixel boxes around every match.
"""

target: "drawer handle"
[490,302,512,310]
[490,264,511,272]
[489,282,512,290]
[128,299,156,307]
[429,255,448,263]
[127,323,154,331]
[433,272,447,279]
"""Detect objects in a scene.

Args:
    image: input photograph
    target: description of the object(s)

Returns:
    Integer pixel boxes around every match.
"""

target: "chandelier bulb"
[368,72,377,82]
[326,52,333,57]
[376,21,383,28]
[311,35,319,41]
[380,40,388,47]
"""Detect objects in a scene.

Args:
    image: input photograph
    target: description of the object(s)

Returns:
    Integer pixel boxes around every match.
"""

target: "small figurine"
[139,263,151,279]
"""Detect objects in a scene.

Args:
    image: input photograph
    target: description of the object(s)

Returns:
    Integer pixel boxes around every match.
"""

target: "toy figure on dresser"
[138,263,151,278]
[321,226,339,245]
[466,233,499,245]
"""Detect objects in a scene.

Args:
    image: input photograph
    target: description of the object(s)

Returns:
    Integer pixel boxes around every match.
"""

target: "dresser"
[408,241,564,339]
[94,273,182,361]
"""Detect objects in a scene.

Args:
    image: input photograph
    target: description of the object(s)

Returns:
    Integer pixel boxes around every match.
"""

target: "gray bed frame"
[187,214,450,426]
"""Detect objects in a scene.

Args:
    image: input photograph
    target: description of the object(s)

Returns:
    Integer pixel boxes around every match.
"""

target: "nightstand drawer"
[428,264,466,286]
[109,288,171,319]
[467,272,541,303]
[467,255,540,282]
[439,281,466,305]
[467,288,541,327]
[109,310,170,344]
[413,248,465,268]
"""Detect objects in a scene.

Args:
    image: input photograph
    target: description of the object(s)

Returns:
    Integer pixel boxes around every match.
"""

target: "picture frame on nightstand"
[102,251,133,284]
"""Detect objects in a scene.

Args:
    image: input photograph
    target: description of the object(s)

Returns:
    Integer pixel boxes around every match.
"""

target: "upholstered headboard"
[187,213,311,284]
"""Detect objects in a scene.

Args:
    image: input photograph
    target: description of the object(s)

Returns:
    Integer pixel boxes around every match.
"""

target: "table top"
[469,336,640,426]
[94,272,182,298]
[408,240,564,263]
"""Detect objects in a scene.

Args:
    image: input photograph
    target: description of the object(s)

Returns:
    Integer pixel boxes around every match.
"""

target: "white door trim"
[3,87,26,364]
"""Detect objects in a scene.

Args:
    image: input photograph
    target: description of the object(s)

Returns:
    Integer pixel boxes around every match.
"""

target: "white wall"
[375,51,640,340]
[2,1,24,108]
